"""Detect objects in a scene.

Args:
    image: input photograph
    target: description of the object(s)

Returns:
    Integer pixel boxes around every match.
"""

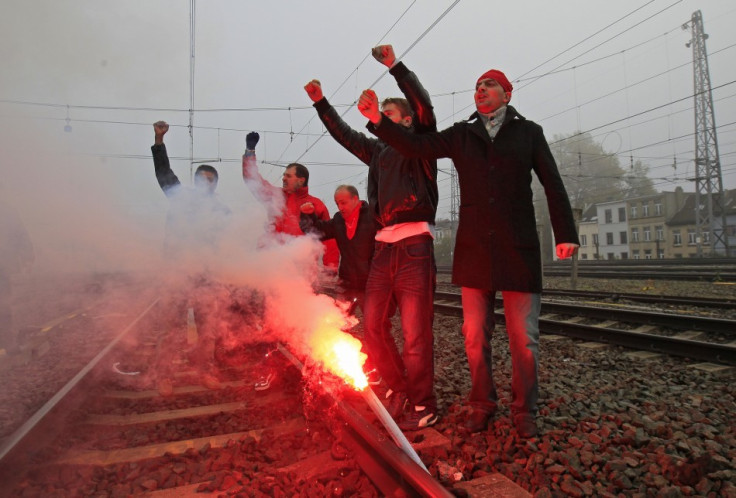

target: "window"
[703,231,710,245]
[642,204,649,217]
[643,227,651,241]
[621,252,628,259]
[581,253,588,260]
[606,232,614,245]
[605,209,613,224]
[592,233,599,246]
[654,202,662,215]
[607,253,615,260]
[618,207,626,222]
[632,250,640,259]
[631,228,639,242]
[580,234,587,247]
[644,249,652,259]
[657,248,665,259]
[688,229,696,245]
[631,206,637,219]
[673,230,682,246]
[655,226,663,241]
[620,231,627,244]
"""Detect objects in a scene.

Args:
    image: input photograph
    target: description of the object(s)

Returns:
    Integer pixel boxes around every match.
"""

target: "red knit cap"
[476,69,513,93]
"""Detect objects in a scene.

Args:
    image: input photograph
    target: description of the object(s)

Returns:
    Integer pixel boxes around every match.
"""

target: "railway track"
[0,299,454,497]
[437,259,736,281]
[434,291,736,365]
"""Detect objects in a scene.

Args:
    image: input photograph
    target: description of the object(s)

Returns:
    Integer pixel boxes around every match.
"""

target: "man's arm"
[304,79,379,166]
[151,121,180,195]
[373,45,436,132]
[299,210,337,242]
[241,131,280,200]
[359,90,452,160]
[531,124,580,250]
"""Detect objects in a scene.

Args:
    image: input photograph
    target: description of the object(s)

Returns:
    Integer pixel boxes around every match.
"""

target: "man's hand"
[371,45,396,68]
[358,90,382,124]
[246,132,259,150]
[153,121,169,145]
[556,243,580,260]
[304,80,324,103]
[300,202,315,215]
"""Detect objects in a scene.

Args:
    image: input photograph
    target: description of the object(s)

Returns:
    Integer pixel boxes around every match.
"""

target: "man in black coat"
[304,45,439,431]
[359,69,579,438]
[300,184,389,386]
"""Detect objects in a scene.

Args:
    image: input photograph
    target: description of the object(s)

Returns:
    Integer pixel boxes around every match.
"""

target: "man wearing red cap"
[358,68,579,438]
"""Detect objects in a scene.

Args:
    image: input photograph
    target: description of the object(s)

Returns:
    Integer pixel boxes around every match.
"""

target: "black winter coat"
[313,62,438,228]
[370,106,579,292]
[300,201,376,291]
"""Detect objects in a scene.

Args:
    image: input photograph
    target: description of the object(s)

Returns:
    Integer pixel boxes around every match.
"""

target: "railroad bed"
[1,272,735,496]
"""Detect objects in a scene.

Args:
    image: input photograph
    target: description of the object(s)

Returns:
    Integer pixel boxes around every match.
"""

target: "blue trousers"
[460,288,541,416]
[363,235,436,411]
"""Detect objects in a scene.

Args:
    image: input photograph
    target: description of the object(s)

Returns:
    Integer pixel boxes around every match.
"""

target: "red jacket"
[242,152,339,269]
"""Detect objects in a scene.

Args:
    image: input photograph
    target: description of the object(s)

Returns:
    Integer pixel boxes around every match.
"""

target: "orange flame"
[308,310,368,390]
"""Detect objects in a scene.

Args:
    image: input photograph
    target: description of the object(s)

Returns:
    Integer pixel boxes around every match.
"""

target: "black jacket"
[300,201,376,291]
[370,106,579,292]
[313,62,438,228]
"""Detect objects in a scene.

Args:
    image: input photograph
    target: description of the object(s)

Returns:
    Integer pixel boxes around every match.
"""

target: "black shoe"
[384,389,408,419]
[464,409,494,433]
[399,406,438,431]
[514,413,538,438]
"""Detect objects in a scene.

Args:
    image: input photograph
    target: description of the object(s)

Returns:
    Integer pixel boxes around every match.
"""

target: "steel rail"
[276,343,452,497]
[433,298,736,365]
[435,291,736,336]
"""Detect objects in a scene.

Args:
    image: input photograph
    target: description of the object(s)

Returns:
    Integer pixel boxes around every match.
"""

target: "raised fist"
[371,45,396,68]
[153,121,169,136]
[304,80,324,103]
[300,202,315,215]
[246,132,259,150]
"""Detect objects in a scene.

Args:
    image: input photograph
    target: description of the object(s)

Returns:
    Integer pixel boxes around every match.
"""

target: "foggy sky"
[1,0,735,272]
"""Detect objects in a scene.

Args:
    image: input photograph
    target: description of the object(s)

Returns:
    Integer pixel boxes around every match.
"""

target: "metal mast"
[189,0,196,181]
[686,10,729,256]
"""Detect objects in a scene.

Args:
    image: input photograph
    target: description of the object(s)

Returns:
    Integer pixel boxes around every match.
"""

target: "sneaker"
[398,406,438,431]
[365,368,382,386]
[514,413,539,438]
[384,389,408,419]
[254,371,275,391]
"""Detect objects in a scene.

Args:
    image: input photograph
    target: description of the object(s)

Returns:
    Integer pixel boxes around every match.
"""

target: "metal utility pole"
[450,163,459,240]
[685,10,730,257]
[188,0,196,181]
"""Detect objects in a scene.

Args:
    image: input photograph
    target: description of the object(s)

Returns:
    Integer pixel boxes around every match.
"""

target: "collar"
[479,105,507,125]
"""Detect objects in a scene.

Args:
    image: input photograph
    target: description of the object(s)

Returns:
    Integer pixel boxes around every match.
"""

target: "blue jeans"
[461,288,541,416]
[363,235,436,410]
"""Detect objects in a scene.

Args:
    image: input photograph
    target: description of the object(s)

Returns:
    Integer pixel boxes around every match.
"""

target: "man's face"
[474,78,511,114]
[194,170,217,194]
[381,103,412,128]
[282,166,303,194]
[334,190,360,218]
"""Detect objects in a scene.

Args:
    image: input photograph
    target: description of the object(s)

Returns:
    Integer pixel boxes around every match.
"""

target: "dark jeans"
[363,235,436,410]
[461,288,541,416]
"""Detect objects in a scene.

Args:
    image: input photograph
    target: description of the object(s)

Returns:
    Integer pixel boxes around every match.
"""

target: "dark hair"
[335,184,360,198]
[286,163,309,186]
[381,97,413,119]
[195,164,219,181]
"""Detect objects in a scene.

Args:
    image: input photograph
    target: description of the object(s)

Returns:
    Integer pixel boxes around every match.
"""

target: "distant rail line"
[437,258,736,281]
[434,291,736,365]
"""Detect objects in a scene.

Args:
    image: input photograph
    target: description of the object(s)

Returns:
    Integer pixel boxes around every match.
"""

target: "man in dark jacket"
[300,184,388,385]
[359,69,580,438]
[151,120,231,260]
[304,45,439,431]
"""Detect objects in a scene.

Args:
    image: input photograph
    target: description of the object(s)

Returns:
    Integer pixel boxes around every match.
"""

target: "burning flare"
[308,309,368,390]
